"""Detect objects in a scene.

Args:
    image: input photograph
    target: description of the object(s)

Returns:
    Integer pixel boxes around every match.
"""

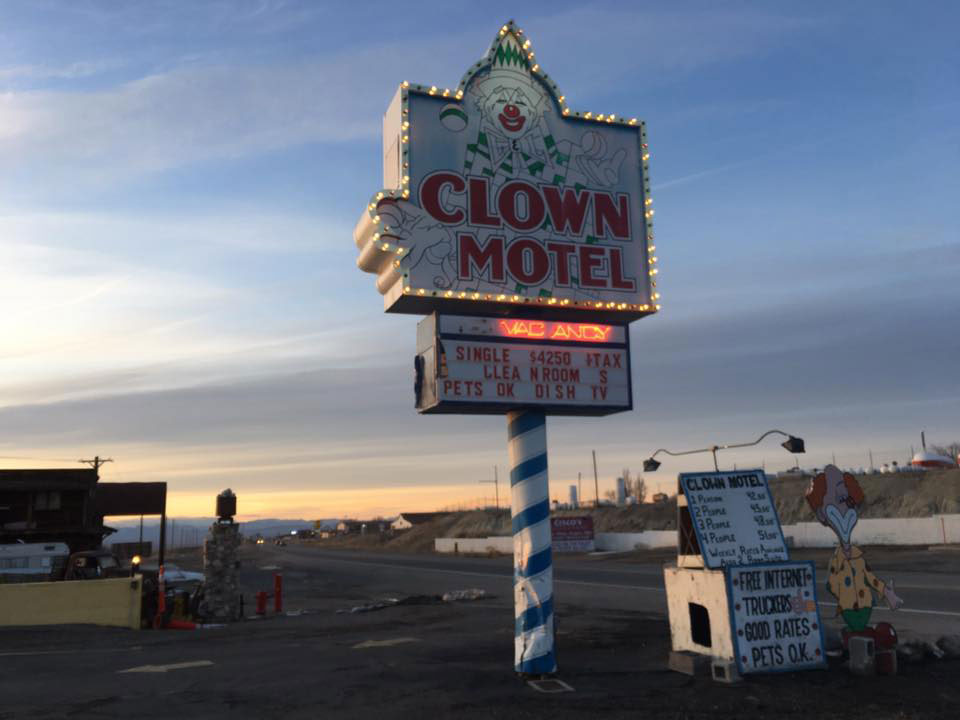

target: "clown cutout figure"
[805,465,902,645]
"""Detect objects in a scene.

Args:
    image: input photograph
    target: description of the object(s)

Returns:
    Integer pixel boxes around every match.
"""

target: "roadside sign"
[678,470,788,569]
[353,24,658,322]
[352,18,659,677]
[415,313,631,415]
[551,516,595,552]
[726,561,827,674]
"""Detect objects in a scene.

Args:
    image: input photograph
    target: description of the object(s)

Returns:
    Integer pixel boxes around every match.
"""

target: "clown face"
[480,82,543,140]
[817,465,860,547]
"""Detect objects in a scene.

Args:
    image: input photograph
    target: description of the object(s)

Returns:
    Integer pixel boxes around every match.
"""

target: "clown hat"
[477,29,540,96]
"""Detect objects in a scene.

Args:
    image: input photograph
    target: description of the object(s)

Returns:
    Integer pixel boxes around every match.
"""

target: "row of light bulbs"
[400,284,657,313]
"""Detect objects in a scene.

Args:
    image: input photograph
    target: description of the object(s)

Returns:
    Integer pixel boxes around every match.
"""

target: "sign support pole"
[508,408,556,675]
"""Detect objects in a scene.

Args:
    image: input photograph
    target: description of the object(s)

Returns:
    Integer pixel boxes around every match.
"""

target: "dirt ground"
[1,544,957,719]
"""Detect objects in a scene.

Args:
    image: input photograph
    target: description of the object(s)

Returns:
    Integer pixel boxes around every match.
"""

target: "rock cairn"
[202,521,241,621]
[202,489,241,621]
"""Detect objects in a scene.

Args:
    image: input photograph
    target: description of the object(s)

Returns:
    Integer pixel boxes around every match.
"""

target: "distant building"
[336,520,364,534]
[652,492,669,504]
[910,450,958,470]
[0,469,105,553]
[391,512,448,531]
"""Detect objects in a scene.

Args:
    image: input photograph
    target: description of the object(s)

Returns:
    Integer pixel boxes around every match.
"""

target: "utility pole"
[479,466,500,510]
[592,450,599,507]
[79,455,113,475]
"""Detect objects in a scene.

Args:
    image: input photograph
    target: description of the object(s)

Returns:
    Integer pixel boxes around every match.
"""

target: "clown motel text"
[420,172,638,292]
[679,470,789,569]
[415,312,632,416]
[726,561,827,674]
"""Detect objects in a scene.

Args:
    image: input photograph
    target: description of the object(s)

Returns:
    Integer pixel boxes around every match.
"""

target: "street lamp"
[643,429,805,472]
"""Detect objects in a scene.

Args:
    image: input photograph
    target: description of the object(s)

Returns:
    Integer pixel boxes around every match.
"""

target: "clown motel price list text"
[679,471,789,569]
[726,561,826,673]
[438,340,629,407]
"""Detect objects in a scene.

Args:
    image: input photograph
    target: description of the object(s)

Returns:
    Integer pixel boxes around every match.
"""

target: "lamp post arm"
[646,430,799,472]
[647,446,716,460]
[714,429,791,452]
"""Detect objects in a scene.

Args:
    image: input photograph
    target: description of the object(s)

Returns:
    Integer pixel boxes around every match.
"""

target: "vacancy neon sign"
[497,319,614,343]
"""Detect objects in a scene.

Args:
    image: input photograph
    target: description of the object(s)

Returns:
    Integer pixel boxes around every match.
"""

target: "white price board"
[679,470,788,569]
[726,561,827,674]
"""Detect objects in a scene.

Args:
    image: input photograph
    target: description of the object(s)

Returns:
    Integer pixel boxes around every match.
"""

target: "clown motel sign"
[679,470,789,569]
[354,21,659,323]
[726,561,827,673]
[415,314,631,415]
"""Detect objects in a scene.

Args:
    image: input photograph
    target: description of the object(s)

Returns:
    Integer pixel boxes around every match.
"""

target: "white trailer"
[0,542,70,581]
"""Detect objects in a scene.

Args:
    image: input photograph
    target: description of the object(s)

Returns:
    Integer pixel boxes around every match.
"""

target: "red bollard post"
[255,590,267,615]
[274,573,283,614]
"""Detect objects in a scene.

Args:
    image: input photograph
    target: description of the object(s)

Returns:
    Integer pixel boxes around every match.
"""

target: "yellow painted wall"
[0,576,142,630]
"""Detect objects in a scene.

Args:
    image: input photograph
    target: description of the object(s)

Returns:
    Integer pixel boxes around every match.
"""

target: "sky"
[1,1,958,519]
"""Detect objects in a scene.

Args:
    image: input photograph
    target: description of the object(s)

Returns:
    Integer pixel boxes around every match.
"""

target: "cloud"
[0,5,823,195]
[1,272,955,515]
[527,6,819,95]
[0,59,120,82]
[0,205,400,404]
[0,24,478,194]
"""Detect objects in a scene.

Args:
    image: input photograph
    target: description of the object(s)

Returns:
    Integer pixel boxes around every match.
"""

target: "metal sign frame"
[354,20,660,323]
[415,312,632,416]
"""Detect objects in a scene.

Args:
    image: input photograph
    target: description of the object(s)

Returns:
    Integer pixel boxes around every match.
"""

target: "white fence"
[434,515,960,554]
[435,537,513,554]
[783,514,960,548]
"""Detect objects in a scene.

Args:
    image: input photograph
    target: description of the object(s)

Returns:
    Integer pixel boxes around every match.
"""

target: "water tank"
[216,489,237,520]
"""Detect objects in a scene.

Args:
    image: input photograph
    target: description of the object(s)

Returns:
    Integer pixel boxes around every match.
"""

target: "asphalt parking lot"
[1,544,958,719]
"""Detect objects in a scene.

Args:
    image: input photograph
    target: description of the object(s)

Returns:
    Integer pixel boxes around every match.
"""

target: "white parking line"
[118,660,214,674]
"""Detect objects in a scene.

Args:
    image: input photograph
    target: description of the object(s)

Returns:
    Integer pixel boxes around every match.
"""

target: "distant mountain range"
[105,517,339,549]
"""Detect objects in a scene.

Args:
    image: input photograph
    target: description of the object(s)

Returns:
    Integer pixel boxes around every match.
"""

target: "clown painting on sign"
[805,465,902,642]
[461,33,625,192]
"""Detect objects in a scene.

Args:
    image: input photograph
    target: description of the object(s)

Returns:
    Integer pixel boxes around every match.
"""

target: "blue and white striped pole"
[508,408,556,674]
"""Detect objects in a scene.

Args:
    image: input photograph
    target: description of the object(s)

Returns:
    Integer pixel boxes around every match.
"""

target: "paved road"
[1,544,958,719]
[263,544,960,638]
